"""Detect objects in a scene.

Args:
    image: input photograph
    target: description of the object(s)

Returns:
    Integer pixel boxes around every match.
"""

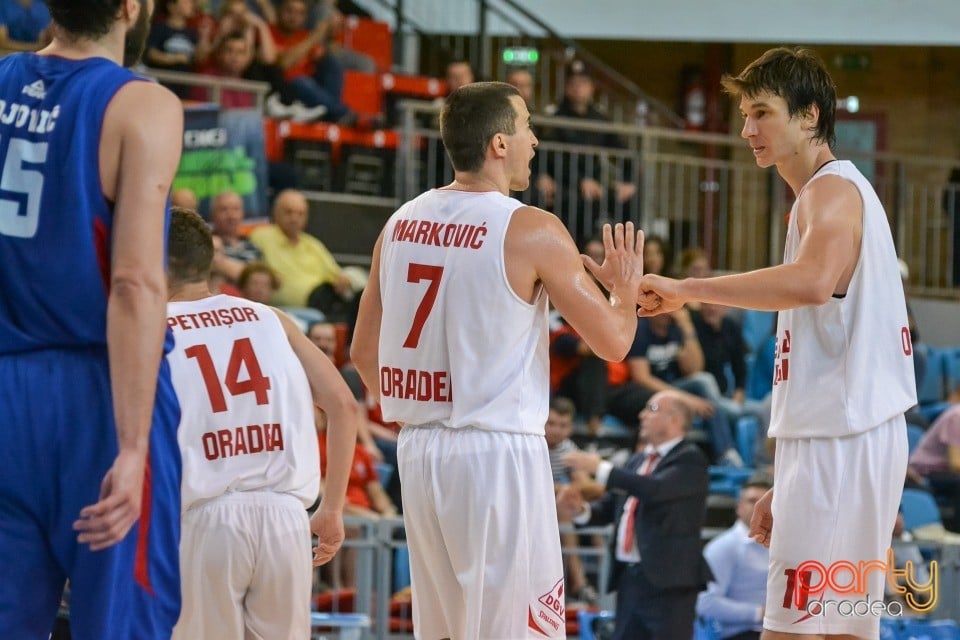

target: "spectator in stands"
[561,391,713,640]
[544,397,598,604]
[697,473,772,640]
[171,187,199,210]
[237,261,279,304]
[0,0,50,51]
[316,0,377,73]
[505,67,535,109]
[250,188,359,323]
[146,0,213,76]
[943,165,960,287]
[680,247,711,279]
[643,234,670,276]
[908,404,960,532]
[317,414,397,589]
[445,59,475,93]
[539,60,636,240]
[214,0,277,65]
[271,0,354,124]
[208,190,263,283]
[628,310,742,465]
[208,0,277,23]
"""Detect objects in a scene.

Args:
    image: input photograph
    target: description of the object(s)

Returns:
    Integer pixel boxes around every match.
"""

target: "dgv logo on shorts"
[528,577,565,637]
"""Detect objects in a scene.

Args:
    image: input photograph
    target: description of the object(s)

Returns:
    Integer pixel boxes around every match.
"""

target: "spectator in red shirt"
[270,0,353,123]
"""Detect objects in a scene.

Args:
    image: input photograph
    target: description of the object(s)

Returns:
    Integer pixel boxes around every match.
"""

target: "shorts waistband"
[185,490,305,512]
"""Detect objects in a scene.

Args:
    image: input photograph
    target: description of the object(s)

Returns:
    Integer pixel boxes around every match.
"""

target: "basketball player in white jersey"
[638,48,916,640]
[350,82,647,639]
[164,207,362,640]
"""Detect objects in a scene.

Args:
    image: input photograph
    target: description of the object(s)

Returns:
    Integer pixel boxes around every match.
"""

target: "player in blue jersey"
[0,1,184,639]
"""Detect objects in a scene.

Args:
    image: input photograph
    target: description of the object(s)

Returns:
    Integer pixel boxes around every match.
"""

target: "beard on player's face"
[123,0,151,67]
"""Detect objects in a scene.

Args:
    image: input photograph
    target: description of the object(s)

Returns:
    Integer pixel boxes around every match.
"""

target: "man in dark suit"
[563,390,712,640]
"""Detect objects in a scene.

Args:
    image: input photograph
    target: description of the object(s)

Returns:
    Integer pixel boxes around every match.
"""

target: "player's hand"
[556,485,584,521]
[637,274,686,317]
[564,450,602,475]
[310,505,345,566]
[74,448,146,551]
[749,488,774,548]
[581,222,644,300]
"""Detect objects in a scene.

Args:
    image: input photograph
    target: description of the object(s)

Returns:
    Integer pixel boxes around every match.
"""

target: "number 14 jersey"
[378,189,550,435]
[167,295,320,512]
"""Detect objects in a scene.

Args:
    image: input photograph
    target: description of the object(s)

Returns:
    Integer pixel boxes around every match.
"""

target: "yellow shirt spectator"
[250,224,343,307]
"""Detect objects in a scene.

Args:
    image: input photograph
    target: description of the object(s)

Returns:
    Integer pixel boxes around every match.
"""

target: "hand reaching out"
[580,222,644,301]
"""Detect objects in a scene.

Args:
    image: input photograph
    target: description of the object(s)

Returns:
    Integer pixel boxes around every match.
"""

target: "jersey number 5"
[185,338,272,413]
[403,263,444,349]
[0,136,48,239]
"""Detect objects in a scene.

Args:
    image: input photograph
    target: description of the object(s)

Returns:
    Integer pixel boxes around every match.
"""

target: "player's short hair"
[167,206,214,285]
[550,396,576,418]
[440,82,520,173]
[721,47,837,147]
[238,262,280,291]
[47,0,129,40]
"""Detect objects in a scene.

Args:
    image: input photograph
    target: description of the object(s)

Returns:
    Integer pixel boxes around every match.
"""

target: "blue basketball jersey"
[0,53,172,353]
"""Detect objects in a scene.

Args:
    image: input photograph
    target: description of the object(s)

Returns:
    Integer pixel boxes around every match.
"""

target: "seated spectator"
[146,0,213,79]
[628,310,741,465]
[697,473,772,640]
[251,189,359,324]
[679,247,711,279]
[643,234,671,276]
[207,0,276,23]
[0,0,50,51]
[237,261,278,304]
[545,397,599,605]
[171,187,199,210]
[505,67,535,109]
[213,0,276,65]
[209,190,263,282]
[271,0,353,124]
[317,415,397,589]
[445,59,475,93]
[908,404,960,532]
[317,0,376,73]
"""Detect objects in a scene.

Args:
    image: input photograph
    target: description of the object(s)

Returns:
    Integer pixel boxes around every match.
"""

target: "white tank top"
[378,189,550,435]
[769,161,916,438]
[167,295,320,511]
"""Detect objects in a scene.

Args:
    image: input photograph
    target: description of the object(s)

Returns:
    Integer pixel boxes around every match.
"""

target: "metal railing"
[140,67,271,112]
[395,99,960,297]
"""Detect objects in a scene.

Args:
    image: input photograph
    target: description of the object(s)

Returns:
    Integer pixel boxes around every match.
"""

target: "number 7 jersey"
[166,295,320,512]
[377,189,550,435]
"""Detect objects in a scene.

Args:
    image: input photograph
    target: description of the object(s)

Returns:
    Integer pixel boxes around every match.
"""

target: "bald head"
[639,391,693,446]
[272,189,309,240]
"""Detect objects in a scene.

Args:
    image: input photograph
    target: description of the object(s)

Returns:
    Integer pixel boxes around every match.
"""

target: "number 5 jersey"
[166,295,320,512]
[378,189,550,435]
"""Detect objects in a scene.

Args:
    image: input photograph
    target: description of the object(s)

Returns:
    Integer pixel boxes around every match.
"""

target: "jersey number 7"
[185,337,272,413]
[403,263,444,349]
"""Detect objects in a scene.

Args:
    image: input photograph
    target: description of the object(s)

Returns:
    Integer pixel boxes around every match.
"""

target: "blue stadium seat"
[393,546,411,592]
[709,466,755,497]
[900,619,960,640]
[906,423,925,455]
[577,610,615,640]
[900,488,943,530]
[917,345,948,405]
[943,346,960,392]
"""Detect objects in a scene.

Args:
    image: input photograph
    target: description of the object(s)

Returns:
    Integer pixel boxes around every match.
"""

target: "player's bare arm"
[639,175,862,315]
[350,231,385,398]
[506,208,643,361]
[275,309,363,565]
[75,81,183,551]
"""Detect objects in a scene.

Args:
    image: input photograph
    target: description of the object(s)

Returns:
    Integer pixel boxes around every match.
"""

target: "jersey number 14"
[185,337,272,413]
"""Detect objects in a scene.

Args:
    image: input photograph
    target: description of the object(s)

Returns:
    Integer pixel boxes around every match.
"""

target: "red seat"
[342,70,384,118]
[338,17,393,72]
[381,73,446,99]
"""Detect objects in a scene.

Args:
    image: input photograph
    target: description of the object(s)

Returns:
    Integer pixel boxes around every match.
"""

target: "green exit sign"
[833,53,871,71]
[502,47,539,64]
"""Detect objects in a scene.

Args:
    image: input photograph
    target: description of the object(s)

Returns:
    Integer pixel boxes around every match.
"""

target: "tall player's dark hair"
[168,206,214,285]
[47,0,130,40]
[440,82,520,173]
[721,47,837,148]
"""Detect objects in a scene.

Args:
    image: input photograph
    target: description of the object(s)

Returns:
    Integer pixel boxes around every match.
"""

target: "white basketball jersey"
[378,189,550,435]
[167,295,320,511]
[769,161,916,438]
